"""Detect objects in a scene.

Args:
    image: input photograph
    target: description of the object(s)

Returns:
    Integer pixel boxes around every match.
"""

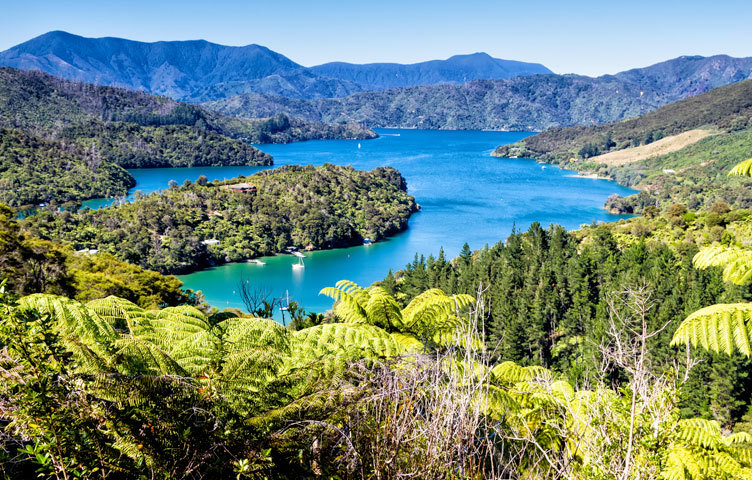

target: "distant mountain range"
[205,55,752,131]
[3,31,752,132]
[0,31,552,101]
[309,53,551,91]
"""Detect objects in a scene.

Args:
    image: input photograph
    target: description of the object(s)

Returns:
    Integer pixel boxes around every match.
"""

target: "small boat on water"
[363,238,373,246]
[247,259,266,265]
[358,143,361,148]
[292,251,305,269]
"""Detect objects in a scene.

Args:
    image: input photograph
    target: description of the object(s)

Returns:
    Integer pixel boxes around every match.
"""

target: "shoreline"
[563,172,612,181]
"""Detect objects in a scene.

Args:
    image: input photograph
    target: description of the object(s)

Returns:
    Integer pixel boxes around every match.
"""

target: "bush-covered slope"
[0,127,135,207]
[22,164,419,274]
[0,204,197,307]
[0,66,375,146]
[0,67,376,206]
[204,75,666,130]
[492,79,752,212]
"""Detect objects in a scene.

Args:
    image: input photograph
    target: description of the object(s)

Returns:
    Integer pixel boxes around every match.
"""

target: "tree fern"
[728,158,752,177]
[671,303,752,356]
[19,294,116,349]
[320,281,475,350]
[662,418,752,480]
[86,295,153,335]
[18,294,115,371]
[693,245,752,285]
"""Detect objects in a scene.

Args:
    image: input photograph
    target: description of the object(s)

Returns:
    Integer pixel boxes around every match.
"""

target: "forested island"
[21,164,418,274]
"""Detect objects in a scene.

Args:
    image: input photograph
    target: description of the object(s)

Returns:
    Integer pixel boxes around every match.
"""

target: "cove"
[164,129,637,316]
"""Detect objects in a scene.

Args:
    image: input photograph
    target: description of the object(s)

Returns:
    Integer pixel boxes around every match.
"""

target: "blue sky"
[2,0,751,76]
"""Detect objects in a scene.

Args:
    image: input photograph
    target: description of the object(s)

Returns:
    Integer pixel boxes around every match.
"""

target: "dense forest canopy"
[0,204,199,307]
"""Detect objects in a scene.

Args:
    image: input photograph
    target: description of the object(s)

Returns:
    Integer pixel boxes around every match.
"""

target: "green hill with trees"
[21,164,418,274]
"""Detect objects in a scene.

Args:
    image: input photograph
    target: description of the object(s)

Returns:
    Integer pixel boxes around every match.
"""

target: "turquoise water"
[165,129,636,316]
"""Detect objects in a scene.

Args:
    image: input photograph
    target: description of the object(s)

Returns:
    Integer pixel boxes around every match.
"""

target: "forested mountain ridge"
[0,31,552,101]
[493,78,752,213]
[206,55,752,131]
[21,164,419,274]
[309,52,552,90]
[0,67,375,145]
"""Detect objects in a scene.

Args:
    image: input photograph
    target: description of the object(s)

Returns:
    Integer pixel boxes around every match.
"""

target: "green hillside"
[0,127,135,207]
[22,164,419,274]
[0,68,377,206]
[493,79,752,212]
[494,78,752,161]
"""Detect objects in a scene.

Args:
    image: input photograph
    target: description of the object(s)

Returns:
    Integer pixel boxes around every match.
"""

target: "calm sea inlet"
[86,129,636,317]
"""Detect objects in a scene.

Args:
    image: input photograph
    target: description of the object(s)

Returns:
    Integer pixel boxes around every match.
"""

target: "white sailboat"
[292,251,305,269]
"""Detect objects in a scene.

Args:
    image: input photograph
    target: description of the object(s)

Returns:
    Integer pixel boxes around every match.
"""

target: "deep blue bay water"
[89,129,637,315]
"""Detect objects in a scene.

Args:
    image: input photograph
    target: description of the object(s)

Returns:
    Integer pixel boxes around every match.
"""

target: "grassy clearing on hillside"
[590,128,716,166]
[601,128,752,212]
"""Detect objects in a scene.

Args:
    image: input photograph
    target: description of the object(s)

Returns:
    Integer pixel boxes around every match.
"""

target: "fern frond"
[389,332,424,353]
[19,294,116,364]
[728,158,752,177]
[113,337,186,376]
[319,284,369,324]
[723,431,752,446]
[694,245,752,285]
[87,296,153,336]
[677,418,722,449]
[20,293,115,343]
[364,286,403,329]
[663,445,704,480]
[491,361,551,385]
[671,303,752,356]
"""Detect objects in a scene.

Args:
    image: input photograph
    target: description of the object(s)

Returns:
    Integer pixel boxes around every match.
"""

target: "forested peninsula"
[21,164,418,274]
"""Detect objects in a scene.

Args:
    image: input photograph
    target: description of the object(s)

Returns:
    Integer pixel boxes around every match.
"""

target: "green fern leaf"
[671,303,752,356]
[728,158,752,177]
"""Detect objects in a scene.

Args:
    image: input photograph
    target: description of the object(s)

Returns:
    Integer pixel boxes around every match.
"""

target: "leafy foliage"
[0,127,135,207]
[319,279,474,348]
[0,203,199,307]
[0,67,276,206]
[382,221,752,426]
